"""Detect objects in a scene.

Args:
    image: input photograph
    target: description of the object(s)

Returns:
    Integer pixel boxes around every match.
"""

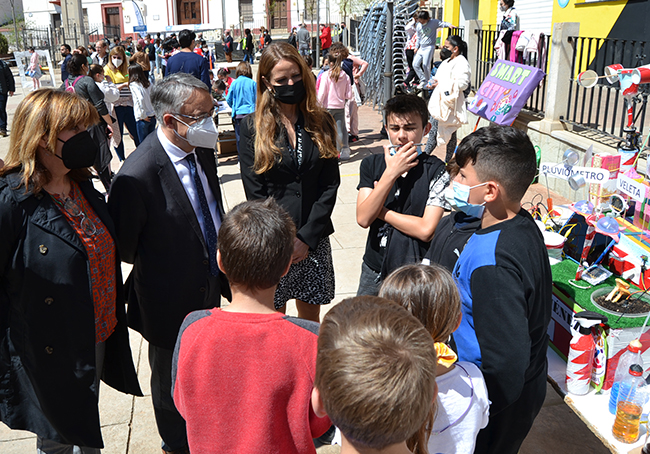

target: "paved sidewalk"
[0,72,609,453]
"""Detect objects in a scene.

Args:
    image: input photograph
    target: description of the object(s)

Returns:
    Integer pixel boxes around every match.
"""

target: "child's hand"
[383,142,418,179]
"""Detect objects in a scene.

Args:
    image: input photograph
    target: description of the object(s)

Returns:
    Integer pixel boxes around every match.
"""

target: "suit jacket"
[239,114,340,250]
[108,132,230,350]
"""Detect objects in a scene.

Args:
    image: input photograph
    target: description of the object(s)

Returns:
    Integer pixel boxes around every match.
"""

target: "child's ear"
[216,250,225,274]
[484,181,500,203]
[311,387,328,418]
[281,260,292,278]
[423,122,432,137]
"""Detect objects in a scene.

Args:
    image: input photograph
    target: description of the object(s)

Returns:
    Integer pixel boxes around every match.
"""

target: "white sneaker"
[340,147,351,160]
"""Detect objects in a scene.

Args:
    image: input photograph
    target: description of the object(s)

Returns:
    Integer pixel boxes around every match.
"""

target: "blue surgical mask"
[445,181,489,218]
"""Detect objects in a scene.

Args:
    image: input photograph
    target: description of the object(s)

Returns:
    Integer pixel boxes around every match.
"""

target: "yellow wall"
[443,0,460,26]
[551,0,627,39]
[477,0,499,29]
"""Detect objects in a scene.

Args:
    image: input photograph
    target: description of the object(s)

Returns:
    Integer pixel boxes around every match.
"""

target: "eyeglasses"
[62,197,97,236]
[174,110,215,124]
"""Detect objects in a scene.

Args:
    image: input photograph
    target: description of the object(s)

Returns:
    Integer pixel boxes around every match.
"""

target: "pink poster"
[468,59,546,125]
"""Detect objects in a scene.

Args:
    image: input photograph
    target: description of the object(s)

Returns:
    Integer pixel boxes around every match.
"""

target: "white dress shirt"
[157,127,221,239]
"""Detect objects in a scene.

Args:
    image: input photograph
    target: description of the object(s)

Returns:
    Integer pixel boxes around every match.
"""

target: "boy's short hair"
[218,198,296,290]
[384,95,429,129]
[315,296,438,451]
[455,125,536,203]
[213,80,227,91]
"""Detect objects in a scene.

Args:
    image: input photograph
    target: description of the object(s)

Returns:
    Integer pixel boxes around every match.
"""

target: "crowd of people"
[0,10,551,454]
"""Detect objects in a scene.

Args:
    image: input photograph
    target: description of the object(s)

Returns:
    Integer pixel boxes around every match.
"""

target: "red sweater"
[172,309,331,453]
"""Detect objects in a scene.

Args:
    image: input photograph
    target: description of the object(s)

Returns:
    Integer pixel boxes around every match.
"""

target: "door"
[178,0,202,25]
[104,6,122,38]
[271,0,288,31]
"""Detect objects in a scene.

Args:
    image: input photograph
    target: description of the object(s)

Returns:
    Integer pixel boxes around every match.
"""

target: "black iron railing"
[474,28,551,114]
[564,36,650,141]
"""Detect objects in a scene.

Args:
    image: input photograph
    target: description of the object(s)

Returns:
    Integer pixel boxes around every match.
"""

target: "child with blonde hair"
[312,296,438,454]
[380,263,490,454]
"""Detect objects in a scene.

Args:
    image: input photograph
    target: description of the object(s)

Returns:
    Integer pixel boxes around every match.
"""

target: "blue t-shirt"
[226,76,257,118]
[165,51,211,89]
[61,54,72,82]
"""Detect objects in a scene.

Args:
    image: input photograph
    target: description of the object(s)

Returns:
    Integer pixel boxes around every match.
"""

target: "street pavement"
[0,67,610,453]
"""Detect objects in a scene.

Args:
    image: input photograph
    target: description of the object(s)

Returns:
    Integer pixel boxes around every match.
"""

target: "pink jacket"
[317,70,352,109]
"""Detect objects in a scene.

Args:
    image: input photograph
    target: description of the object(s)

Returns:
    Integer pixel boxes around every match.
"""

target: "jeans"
[0,92,7,131]
[243,51,254,63]
[413,45,435,84]
[136,116,156,143]
[114,105,140,161]
[149,345,188,452]
[299,45,310,57]
[357,262,381,296]
[404,48,418,85]
[328,108,348,151]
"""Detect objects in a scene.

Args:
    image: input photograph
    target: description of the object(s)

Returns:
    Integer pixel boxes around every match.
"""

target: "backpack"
[64,76,83,93]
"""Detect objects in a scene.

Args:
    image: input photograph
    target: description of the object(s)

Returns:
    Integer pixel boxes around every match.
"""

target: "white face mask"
[173,115,219,149]
[499,4,508,11]
[112,58,123,67]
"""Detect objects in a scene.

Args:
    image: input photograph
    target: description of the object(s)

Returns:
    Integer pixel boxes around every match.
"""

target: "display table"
[548,347,648,453]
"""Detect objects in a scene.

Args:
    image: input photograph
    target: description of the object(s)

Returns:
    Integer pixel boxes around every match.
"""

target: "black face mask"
[440,48,453,60]
[273,79,306,105]
[56,131,98,169]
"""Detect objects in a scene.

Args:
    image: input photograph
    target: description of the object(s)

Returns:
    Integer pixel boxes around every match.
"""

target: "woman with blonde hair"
[104,45,139,161]
[0,89,141,452]
[239,41,340,322]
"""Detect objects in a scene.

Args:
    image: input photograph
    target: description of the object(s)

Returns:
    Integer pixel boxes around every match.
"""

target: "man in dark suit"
[108,72,229,454]
[0,57,15,137]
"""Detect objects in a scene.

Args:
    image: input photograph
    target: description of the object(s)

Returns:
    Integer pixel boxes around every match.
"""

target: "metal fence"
[474,28,551,114]
[564,36,650,142]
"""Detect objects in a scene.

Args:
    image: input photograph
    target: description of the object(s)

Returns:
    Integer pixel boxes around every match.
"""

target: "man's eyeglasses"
[174,110,215,124]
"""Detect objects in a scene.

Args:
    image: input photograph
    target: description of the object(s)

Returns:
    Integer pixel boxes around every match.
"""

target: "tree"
[0,34,8,55]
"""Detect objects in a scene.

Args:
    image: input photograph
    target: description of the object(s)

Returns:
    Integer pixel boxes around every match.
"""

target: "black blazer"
[108,133,230,350]
[239,114,340,250]
[0,172,141,448]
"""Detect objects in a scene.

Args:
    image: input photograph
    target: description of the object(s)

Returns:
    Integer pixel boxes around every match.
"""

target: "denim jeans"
[243,51,254,63]
[0,92,8,131]
[357,262,381,296]
[136,116,157,143]
[114,105,140,161]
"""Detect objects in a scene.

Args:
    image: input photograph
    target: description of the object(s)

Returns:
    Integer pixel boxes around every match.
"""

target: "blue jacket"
[165,51,211,89]
[226,76,257,118]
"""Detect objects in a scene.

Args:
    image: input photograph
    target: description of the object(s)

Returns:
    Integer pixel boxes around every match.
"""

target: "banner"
[539,162,609,184]
[468,59,546,125]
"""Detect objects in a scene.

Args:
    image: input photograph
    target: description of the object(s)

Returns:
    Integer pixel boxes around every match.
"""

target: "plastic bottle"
[566,311,608,395]
[609,339,643,414]
[612,364,646,443]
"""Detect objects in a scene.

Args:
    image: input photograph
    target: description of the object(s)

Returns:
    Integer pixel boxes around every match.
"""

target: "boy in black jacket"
[356,95,449,295]
[445,125,551,454]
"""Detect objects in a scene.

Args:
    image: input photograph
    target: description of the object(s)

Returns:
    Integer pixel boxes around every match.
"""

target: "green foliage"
[0,34,8,55]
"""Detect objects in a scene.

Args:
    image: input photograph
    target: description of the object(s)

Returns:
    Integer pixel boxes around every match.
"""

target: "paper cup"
[632,64,650,85]
[577,69,599,88]
[605,64,624,84]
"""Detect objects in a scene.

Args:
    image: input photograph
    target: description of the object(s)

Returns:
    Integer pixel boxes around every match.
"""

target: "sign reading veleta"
[617,174,646,202]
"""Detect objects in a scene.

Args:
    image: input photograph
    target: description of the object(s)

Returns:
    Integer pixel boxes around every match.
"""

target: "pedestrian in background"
[27,46,42,90]
[223,30,234,63]
[225,61,257,152]
[297,23,311,57]
[243,28,254,64]
[0,56,14,137]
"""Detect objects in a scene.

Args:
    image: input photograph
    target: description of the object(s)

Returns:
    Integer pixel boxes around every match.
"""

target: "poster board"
[14,50,57,92]
[468,59,545,125]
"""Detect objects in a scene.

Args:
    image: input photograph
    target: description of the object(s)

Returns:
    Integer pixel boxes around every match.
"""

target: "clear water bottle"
[612,364,646,443]
[609,340,643,414]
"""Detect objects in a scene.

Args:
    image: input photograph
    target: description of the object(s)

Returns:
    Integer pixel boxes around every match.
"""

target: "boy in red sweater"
[311,296,438,454]
[172,198,331,453]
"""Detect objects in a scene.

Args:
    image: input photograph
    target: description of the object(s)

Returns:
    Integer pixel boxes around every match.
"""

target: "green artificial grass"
[552,259,649,329]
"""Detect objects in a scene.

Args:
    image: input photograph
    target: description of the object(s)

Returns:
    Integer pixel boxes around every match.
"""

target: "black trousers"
[404,49,418,85]
[149,344,188,452]
[474,369,547,454]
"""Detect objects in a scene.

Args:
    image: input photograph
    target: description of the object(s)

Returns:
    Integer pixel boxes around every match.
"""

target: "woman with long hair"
[0,89,141,452]
[427,35,471,163]
[103,46,140,161]
[239,42,340,322]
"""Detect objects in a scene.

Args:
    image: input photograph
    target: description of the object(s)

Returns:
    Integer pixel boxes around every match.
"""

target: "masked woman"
[0,89,142,452]
[239,42,340,323]
[427,35,471,163]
